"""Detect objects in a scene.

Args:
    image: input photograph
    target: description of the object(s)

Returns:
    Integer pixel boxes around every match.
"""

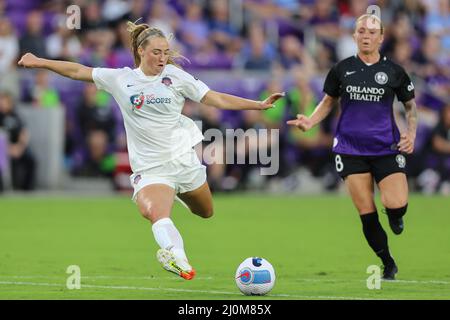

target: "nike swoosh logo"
[345,71,356,76]
[126,84,135,87]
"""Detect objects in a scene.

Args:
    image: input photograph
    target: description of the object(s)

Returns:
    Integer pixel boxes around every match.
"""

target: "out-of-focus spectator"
[82,1,108,32]
[74,129,116,178]
[0,91,36,191]
[336,0,365,61]
[287,68,335,179]
[80,29,117,67]
[315,41,334,73]
[0,0,5,16]
[208,0,240,54]
[412,34,446,80]
[259,77,287,129]
[179,2,209,52]
[102,0,130,23]
[240,22,276,70]
[279,35,316,71]
[425,0,450,52]
[392,39,414,73]
[19,11,47,58]
[0,17,20,100]
[46,16,82,60]
[243,0,301,21]
[309,0,340,45]
[383,14,418,58]
[147,0,179,39]
[73,85,116,179]
[24,70,61,108]
[0,17,18,74]
[430,104,450,194]
[196,101,227,192]
[125,0,148,24]
[78,83,115,144]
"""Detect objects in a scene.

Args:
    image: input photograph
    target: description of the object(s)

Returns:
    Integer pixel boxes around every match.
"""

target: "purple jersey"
[323,55,415,156]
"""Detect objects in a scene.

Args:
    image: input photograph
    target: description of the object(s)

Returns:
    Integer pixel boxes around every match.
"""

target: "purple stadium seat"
[414,124,433,152]
[0,131,8,172]
[114,49,134,68]
[42,11,57,36]
[7,10,28,36]
[6,0,40,11]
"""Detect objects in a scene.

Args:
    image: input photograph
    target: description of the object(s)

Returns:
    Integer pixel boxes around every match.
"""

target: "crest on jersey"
[161,77,172,86]
[396,154,406,168]
[375,72,388,85]
[130,92,145,111]
[133,175,142,185]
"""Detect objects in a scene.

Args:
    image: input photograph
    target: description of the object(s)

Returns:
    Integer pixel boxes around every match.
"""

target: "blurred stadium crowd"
[0,0,449,194]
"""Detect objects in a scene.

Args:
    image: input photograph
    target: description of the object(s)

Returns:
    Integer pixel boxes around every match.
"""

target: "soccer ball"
[235,257,275,296]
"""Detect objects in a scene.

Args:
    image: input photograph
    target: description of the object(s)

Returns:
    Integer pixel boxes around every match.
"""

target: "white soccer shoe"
[156,248,196,280]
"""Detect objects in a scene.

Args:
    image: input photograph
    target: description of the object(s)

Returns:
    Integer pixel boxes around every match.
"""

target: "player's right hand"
[286,114,313,131]
[18,53,41,68]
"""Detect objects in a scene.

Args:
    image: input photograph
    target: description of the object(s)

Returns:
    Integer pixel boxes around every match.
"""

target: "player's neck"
[357,52,380,65]
[139,65,160,77]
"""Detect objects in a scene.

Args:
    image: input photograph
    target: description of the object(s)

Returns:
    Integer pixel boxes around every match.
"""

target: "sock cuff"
[360,211,378,223]
[152,217,174,230]
[385,204,408,217]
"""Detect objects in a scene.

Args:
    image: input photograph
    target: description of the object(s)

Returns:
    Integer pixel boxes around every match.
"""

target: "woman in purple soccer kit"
[288,14,417,280]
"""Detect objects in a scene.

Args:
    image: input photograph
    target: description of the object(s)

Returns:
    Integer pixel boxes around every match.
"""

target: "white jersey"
[92,64,209,173]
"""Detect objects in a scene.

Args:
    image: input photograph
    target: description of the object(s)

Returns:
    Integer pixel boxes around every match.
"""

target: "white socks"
[151,217,188,262]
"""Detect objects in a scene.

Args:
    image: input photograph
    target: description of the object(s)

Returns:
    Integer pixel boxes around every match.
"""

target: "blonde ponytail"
[126,21,187,68]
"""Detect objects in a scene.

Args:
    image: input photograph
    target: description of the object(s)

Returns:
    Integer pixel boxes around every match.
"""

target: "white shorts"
[130,149,207,201]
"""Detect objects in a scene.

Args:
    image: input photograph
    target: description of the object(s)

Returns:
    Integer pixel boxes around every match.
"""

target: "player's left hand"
[398,132,415,154]
[259,92,285,110]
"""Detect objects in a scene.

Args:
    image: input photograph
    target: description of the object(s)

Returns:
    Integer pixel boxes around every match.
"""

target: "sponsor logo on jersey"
[345,71,356,77]
[129,92,172,111]
[130,92,145,110]
[374,72,388,85]
[407,82,414,92]
[346,85,385,102]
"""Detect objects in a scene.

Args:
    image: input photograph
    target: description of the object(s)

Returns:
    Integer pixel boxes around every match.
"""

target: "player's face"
[140,37,170,75]
[353,18,383,55]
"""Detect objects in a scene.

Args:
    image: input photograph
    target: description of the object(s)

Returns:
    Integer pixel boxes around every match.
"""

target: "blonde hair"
[355,14,384,35]
[126,21,187,67]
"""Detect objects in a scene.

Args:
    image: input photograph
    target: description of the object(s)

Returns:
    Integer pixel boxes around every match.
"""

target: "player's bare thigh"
[378,173,408,209]
[177,182,214,219]
[344,173,377,215]
[136,184,176,223]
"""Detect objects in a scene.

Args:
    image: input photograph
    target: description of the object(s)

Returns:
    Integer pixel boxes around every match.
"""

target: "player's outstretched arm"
[18,53,94,82]
[286,94,337,131]
[200,90,284,111]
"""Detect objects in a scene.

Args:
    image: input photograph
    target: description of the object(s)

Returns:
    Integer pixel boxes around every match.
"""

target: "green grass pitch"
[0,194,449,300]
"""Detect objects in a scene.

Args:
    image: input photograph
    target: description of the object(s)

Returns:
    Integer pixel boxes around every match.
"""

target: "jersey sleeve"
[323,65,341,98]
[92,67,121,93]
[176,68,210,102]
[394,68,415,102]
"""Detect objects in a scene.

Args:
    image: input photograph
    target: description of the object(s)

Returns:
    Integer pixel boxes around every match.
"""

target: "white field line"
[0,275,449,286]
[0,280,381,300]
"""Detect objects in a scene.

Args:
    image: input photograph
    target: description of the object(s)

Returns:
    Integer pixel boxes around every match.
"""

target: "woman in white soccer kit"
[18,22,283,280]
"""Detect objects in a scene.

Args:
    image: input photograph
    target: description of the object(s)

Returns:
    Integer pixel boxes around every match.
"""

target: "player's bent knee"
[194,206,214,219]
[139,204,166,222]
[381,194,408,210]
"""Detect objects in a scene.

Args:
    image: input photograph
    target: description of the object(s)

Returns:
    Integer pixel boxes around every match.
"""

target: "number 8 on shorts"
[335,154,344,172]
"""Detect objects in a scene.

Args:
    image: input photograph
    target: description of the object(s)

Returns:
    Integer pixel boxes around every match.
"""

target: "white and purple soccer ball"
[235,257,276,296]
